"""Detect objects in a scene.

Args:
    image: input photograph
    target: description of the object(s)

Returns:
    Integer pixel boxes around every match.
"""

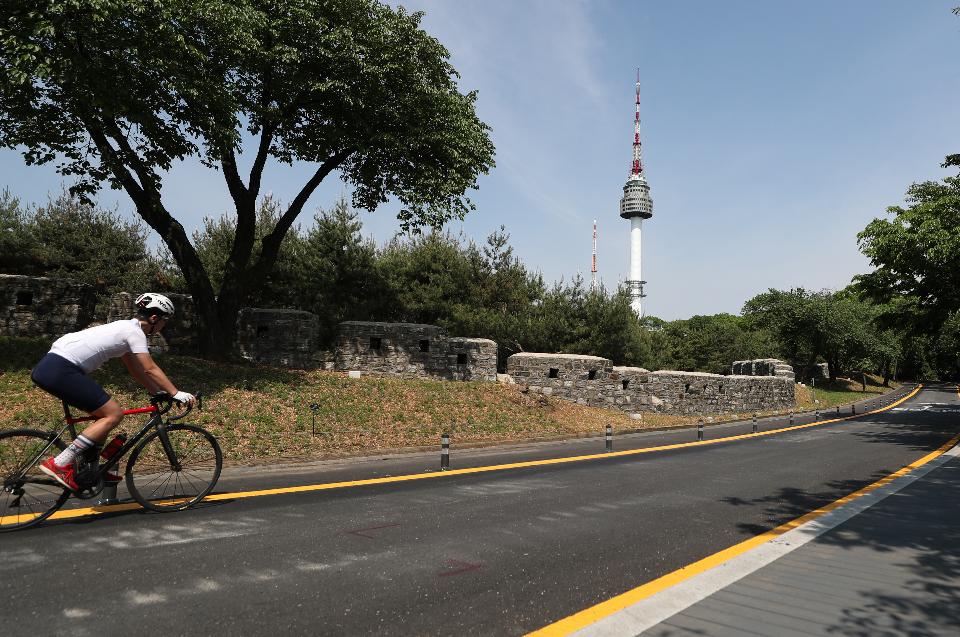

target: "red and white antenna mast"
[631,68,643,177]
[591,220,598,292]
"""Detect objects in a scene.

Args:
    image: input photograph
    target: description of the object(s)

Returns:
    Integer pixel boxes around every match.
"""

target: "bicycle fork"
[157,423,183,472]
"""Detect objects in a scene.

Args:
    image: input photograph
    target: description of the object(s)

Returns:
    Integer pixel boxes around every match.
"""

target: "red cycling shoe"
[39,457,80,492]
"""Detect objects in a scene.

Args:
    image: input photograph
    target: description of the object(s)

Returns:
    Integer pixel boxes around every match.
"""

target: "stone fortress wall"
[335,321,497,382]
[1,274,794,413]
[506,353,795,416]
[0,274,496,380]
[0,274,96,339]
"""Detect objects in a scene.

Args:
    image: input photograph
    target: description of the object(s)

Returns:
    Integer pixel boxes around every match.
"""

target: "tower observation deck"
[620,72,653,317]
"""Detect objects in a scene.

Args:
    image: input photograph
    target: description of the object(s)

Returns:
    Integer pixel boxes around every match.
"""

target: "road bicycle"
[0,392,222,531]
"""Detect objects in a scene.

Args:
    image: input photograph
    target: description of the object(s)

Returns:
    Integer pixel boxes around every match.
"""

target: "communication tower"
[591,220,598,292]
[619,70,653,317]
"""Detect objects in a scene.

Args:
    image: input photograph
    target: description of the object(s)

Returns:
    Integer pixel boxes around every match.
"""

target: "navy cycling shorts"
[31,353,111,413]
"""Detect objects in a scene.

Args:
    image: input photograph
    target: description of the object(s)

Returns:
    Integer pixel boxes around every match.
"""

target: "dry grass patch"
[0,337,903,464]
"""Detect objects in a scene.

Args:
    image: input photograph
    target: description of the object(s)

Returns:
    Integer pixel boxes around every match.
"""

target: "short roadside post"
[752,414,758,434]
[697,419,704,441]
[605,424,613,452]
[309,402,320,436]
[97,478,119,507]
[789,411,794,426]
[852,404,856,415]
[440,432,450,471]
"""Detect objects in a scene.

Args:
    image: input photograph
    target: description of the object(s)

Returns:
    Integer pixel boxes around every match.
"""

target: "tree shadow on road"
[722,459,960,636]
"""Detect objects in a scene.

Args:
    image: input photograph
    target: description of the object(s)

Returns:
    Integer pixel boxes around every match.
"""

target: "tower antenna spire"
[631,68,643,178]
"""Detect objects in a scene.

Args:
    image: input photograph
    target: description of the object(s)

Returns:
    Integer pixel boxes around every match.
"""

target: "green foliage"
[659,314,777,374]
[856,163,960,332]
[299,200,386,341]
[0,0,494,225]
[741,287,890,381]
[0,189,165,292]
[0,0,495,357]
[931,312,960,379]
[378,230,480,324]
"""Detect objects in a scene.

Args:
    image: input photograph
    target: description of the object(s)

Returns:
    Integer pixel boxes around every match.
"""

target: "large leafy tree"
[660,314,776,375]
[742,287,884,382]
[0,0,494,357]
[856,158,960,333]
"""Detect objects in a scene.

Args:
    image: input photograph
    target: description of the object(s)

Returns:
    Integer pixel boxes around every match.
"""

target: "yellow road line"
[527,386,957,636]
[2,384,923,526]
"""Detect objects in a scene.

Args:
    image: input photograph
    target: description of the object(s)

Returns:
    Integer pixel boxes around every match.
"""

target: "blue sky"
[2,1,958,320]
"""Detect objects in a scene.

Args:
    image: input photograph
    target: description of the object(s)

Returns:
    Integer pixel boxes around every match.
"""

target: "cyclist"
[30,292,196,491]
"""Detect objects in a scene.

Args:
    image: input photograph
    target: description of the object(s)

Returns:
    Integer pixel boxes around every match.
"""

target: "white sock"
[54,434,95,467]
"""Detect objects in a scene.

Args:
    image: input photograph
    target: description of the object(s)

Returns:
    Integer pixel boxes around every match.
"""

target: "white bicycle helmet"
[135,292,175,317]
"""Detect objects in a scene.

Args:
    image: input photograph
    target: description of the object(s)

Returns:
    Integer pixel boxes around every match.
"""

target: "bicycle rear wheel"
[0,429,70,531]
[125,423,222,512]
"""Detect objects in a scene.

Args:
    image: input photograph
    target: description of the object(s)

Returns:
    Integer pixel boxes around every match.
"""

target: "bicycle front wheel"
[0,429,70,531]
[125,423,222,512]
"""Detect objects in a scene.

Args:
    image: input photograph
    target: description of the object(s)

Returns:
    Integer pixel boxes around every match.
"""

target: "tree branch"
[100,118,158,196]
[84,123,150,212]
[86,119,217,310]
[219,146,258,294]
[220,146,249,204]
[249,147,354,282]
[248,123,274,199]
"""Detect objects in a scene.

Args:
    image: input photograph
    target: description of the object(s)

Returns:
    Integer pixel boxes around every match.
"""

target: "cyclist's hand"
[173,391,196,407]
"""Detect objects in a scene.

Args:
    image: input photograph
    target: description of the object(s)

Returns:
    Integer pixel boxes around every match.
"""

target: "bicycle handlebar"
[150,391,203,421]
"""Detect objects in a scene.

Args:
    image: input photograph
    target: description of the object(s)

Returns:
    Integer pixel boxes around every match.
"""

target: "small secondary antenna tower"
[591,220,598,292]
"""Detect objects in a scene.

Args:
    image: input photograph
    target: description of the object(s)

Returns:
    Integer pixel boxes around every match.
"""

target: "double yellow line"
[5,385,923,526]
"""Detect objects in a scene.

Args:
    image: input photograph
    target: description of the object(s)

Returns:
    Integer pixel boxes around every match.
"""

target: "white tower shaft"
[630,218,643,315]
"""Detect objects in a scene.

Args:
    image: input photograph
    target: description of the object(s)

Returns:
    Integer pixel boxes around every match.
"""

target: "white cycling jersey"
[49,319,149,374]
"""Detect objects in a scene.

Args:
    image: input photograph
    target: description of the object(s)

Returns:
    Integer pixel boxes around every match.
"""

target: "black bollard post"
[836,405,840,415]
[852,404,856,415]
[605,424,613,452]
[309,402,319,436]
[815,408,820,421]
[752,414,758,434]
[96,482,119,507]
[697,419,704,441]
[441,432,450,471]
[789,412,794,426]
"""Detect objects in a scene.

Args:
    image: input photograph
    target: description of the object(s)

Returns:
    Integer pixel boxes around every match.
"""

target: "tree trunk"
[827,357,838,383]
[190,283,238,360]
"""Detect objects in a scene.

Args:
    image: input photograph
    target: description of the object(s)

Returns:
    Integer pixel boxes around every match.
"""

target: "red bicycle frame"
[62,403,157,425]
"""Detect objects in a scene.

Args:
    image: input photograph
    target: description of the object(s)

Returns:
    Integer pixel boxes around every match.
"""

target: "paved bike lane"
[561,419,960,636]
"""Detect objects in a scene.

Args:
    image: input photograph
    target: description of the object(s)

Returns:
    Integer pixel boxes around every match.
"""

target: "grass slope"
[0,337,896,464]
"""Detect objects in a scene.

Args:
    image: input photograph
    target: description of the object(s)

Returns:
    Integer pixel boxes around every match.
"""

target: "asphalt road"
[0,383,955,636]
